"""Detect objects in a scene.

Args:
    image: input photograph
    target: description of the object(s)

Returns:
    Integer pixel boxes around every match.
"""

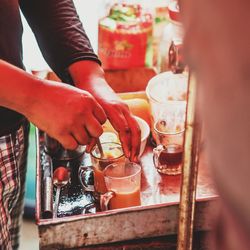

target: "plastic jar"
[98,3,153,70]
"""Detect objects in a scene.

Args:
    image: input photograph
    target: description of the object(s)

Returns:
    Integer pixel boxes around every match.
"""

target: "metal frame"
[177,73,201,250]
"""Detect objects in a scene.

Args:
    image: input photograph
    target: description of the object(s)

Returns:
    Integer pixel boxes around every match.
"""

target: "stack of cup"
[146,71,188,175]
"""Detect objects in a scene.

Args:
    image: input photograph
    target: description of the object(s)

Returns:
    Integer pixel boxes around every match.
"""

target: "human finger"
[93,103,107,124]
[71,126,91,145]
[59,134,78,150]
[109,112,132,159]
[86,137,97,153]
[125,114,141,162]
[85,116,103,138]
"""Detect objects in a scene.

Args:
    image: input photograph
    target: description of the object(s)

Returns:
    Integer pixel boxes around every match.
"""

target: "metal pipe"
[177,73,201,250]
[42,153,53,219]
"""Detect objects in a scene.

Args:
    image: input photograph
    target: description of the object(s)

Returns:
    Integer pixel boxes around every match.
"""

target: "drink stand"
[35,3,218,249]
[35,82,218,249]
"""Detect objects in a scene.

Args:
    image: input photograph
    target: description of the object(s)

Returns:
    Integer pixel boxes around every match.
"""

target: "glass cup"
[145,71,187,144]
[100,162,141,211]
[153,120,184,175]
[90,142,125,194]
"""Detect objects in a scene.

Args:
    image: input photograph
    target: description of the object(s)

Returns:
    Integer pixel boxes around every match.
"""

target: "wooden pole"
[177,73,201,250]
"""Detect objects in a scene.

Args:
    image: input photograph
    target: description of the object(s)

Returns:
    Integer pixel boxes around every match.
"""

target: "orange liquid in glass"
[94,153,122,194]
[94,167,107,194]
[109,188,141,210]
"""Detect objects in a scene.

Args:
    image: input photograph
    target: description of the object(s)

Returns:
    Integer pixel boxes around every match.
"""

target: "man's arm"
[0,59,106,149]
[20,0,100,82]
[68,60,141,162]
[20,0,141,161]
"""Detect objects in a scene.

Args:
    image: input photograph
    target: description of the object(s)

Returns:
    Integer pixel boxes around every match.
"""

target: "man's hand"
[27,81,107,150]
[68,60,141,162]
[0,60,104,150]
[0,60,107,150]
[98,98,141,162]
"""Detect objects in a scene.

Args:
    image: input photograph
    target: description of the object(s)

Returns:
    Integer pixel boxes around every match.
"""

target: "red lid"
[168,1,181,22]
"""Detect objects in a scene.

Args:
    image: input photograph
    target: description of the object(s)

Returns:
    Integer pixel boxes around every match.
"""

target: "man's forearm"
[68,60,119,102]
[0,59,44,117]
[68,59,142,162]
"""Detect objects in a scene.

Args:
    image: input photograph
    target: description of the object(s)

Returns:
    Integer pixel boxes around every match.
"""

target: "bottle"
[158,1,184,73]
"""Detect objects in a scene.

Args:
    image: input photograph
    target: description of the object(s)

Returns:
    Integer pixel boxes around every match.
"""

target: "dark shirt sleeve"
[19,0,101,82]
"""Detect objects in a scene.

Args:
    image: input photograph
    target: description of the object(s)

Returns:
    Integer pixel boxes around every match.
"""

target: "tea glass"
[90,142,125,194]
[153,120,184,175]
[100,162,141,211]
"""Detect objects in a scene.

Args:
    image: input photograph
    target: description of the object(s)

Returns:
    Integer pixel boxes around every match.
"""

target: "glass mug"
[153,120,184,175]
[79,142,126,194]
[100,162,141,211]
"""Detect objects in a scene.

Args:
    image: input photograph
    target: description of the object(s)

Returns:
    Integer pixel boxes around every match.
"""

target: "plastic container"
[98,2,153,70]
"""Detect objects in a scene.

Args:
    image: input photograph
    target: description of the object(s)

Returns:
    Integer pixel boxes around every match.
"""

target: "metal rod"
[177,73,201,250]
[42,154,53,219]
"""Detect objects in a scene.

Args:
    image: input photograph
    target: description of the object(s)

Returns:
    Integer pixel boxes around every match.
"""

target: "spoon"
[53,166,70,218]
[96,138,104,158]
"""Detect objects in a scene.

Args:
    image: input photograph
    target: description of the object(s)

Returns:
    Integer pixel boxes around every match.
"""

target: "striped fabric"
[0,121,29,250]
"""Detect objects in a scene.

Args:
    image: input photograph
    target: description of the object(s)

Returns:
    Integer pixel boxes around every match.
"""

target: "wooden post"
[177,73,201,250]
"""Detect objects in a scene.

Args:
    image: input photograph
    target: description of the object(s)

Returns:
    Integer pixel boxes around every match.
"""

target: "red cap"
[168,1,181,22]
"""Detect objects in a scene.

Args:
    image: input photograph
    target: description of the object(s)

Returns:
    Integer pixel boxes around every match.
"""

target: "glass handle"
[100,191,115,211]
[153,144,164,168]
[78,167,95,192]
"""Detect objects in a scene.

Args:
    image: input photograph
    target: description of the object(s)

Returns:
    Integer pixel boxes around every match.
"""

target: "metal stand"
[177,73,201,250]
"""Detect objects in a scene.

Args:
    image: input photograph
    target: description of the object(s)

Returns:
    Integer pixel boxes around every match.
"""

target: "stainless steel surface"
[36,130,218,249]
[38,199,217,249]
[43,177,53,218]
[42,154,53,218]
[78,152,95,192]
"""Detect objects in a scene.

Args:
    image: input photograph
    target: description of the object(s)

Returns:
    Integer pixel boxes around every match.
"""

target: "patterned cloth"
[0,121,29,250]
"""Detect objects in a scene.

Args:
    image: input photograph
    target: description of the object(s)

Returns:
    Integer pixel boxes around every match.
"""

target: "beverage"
[158,144,183,167]
[109,188,141,210]
[93,167,107,194]
[101,162,142,211]
[90,142,125,194]
[158,144,183,175]
[93,152,119,193]
[153,144,183,175]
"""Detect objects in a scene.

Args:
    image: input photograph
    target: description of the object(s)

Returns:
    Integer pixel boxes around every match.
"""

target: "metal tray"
[35,129,218,249]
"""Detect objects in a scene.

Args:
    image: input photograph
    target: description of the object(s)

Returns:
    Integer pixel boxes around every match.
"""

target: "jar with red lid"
[98,3,153,70]
[158,1,184,73]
